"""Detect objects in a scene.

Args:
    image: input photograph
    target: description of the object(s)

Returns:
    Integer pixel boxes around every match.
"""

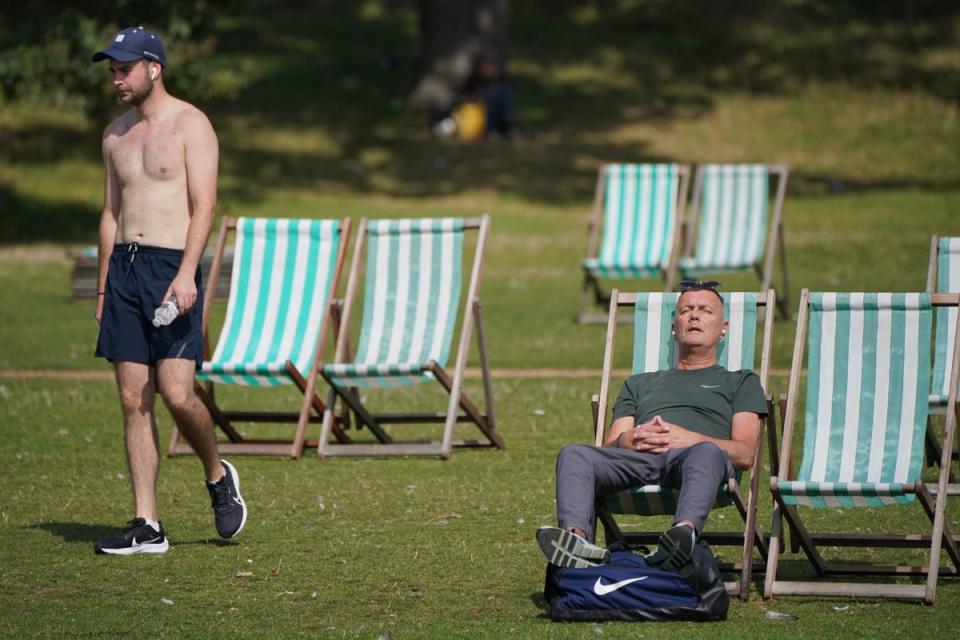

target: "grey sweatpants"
[555,441,734,540]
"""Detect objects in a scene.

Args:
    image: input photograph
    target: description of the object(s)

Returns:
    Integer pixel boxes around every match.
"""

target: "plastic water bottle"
[152,296,179,327]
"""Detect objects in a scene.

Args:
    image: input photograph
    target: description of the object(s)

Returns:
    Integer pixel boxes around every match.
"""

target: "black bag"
[543,540,729,622]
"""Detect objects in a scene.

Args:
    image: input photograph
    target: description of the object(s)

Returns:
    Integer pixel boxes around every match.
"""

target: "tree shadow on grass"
[3,3,959,242]
[28,521,117,544]
[0,184,98,245]
[0,121,99,165]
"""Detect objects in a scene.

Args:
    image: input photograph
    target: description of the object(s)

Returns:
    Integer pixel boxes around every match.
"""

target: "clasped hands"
[617,415,700,453]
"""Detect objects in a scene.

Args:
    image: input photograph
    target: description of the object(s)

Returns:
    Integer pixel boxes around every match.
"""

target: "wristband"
[97,291,106,295]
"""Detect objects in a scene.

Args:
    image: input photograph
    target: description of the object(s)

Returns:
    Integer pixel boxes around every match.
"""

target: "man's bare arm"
[165,108,219,312]
[96,132,121,323]
[612,412,763,470]
[604,416,636,448]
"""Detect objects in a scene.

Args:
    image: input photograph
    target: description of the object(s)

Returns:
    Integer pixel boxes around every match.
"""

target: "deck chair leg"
[288,362,316,458]
[922,484,948,604]
[925,415,941,468]
[763,502,784,599]
[578,272,594,321]
[287,362,351,454]
[776,224,791,318]
[917,484,960,571]
[473,300,497,432]
[731,482,769,560]
[195,383,244,443]
[317,388,336,458]
[579,271,609,323]
[596,507,626,548]
[730,480,763,601]
[924,417,958,481]
[325,381,393,444]
[779,500,828,577]
[432,364,504,449]
[775,396,801,554]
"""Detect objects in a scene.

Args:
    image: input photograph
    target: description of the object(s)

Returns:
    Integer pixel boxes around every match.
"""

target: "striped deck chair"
[579,163,690,323]
[167,216,350,459]
[925,236,960,479]
[592,289,776,600]
[764,290,960,604]
[317,215,504,458]
[676,164,790,318]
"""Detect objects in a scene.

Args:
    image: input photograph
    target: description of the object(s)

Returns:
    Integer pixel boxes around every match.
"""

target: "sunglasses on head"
[678,280,723,299]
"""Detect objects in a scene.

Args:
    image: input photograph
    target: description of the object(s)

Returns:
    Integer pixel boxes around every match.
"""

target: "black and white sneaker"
[94,518,169,555]
[207,459,247,538]
[536,526,610,569]
[646,523,696,571]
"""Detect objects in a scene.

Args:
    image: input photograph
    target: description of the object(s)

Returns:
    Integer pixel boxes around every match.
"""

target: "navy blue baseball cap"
[92,27,166,65]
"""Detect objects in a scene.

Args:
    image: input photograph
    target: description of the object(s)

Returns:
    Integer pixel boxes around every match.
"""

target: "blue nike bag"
[543,540,729,622]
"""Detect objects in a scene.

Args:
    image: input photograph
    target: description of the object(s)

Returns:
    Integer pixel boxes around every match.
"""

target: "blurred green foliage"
[0,0,261,118]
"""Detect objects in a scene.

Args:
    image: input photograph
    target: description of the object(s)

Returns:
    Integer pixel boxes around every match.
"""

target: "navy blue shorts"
[95,243,204,369]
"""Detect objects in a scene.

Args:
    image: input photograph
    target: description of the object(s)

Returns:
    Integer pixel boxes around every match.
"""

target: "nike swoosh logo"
[593,576,648,596]
[132,536,162,546]
[233,497,244,506]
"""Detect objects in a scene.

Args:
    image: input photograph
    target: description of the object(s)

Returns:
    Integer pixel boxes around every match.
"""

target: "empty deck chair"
[926,236,960,478]
[592,289,776,600]
[676,164,790,317]
[317,215,504,458]
[167,216,350,458]
[579,163,690,323]
[764,290,960,604]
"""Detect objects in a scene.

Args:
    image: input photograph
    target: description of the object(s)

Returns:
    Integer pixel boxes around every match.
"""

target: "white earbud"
[150,68,158,80]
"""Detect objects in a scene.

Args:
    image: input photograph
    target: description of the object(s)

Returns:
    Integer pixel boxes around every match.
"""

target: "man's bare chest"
[110,122,184,184]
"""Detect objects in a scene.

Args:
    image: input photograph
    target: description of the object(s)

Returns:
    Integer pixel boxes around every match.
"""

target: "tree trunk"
[409,0,508,119]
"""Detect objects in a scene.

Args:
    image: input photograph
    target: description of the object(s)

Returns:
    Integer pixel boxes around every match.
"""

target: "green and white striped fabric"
[600,478,734,515]
[931,237,960,406]
[601,291,759,516]
[198,217,341,386]
[680,164,769,276]
[584,164,680,279]
[780,293,931,508]
[324,218,464,389]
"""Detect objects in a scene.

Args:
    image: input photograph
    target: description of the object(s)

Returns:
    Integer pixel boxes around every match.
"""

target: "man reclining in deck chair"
[537,281,768,571]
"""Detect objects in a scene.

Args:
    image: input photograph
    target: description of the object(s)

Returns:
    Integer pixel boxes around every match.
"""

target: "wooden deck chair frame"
[167,216,351,459]
[674,164,790,319]
[924,235,960,483]
[764,289,960,604]
[591,288,777,601]
[317,215,504,459]
[579,163,691,324]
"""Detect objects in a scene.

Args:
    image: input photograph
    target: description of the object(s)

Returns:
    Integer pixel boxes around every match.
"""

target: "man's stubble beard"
[122,78,154,106]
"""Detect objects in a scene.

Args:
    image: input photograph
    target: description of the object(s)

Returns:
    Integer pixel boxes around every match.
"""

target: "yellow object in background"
[453,101,487,141]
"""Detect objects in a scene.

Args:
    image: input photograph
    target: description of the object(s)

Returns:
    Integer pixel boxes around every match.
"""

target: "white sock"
[143,518,161,531]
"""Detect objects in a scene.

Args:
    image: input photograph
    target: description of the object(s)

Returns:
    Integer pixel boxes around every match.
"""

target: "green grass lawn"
[2,377,960,638]
[2,3,960,637]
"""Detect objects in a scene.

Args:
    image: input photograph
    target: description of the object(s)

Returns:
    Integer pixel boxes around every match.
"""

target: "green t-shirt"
[612,365,768,440]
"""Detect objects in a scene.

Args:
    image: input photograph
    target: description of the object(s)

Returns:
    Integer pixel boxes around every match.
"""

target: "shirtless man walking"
[91,27,246,555]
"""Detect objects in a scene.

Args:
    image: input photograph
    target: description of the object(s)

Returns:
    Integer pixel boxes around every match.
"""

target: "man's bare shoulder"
[172,101,216,135]
[102,109,139,139]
